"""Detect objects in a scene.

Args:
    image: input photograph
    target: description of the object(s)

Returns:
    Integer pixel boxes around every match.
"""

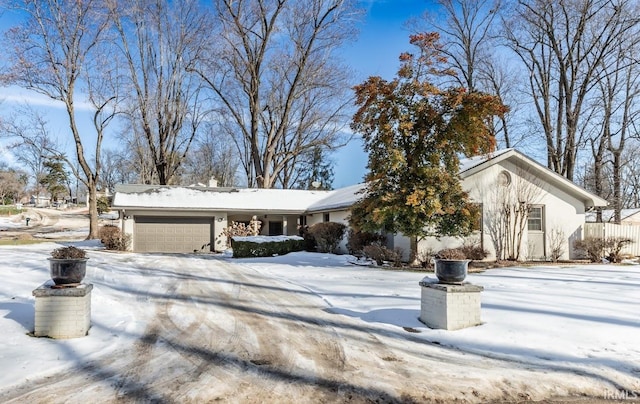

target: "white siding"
[417,160,586,261]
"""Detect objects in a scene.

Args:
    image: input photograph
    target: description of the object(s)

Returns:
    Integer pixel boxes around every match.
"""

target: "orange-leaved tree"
[349,32,507,243]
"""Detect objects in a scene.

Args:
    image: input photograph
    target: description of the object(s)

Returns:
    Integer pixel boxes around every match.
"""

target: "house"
[30,195,51,207]
[112,184,336,253]
[88,188,113,207]
[112,149,607,260]
[415,149,608,261]
[585,208,640,225]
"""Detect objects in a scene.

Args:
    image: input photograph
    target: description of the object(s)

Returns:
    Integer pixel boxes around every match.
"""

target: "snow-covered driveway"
[0,244,638,403]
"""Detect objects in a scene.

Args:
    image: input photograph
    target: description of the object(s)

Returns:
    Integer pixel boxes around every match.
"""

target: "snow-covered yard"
[0,213,639,402]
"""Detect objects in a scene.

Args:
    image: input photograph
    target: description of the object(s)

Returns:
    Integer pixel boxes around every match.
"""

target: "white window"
[528,206,543,231]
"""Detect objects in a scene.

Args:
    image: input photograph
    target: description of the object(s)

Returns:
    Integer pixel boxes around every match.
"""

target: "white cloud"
[0,144,17,167]
[0,86,95,111]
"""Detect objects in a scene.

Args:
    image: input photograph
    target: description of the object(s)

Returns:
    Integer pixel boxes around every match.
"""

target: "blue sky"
[0,0,434,189]
[333,0,433,187]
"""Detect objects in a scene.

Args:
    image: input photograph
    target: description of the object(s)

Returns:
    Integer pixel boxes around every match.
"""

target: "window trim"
[527,205,544,232]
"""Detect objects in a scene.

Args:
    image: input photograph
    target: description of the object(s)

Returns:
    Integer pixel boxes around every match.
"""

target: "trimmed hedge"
[232,236,305,258]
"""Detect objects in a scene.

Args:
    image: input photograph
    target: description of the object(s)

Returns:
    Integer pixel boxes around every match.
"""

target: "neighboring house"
[30,195,51,207]
[88,189,113,207]
[585,208,640,225]
[112,149,607,260]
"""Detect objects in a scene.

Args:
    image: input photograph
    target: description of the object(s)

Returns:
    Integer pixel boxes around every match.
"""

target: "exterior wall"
[305,209,351,253]
[330,210,350,253]
[417,160,587,261]
[388,233,413,261]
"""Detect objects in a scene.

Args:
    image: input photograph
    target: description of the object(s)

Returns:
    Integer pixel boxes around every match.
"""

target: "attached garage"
[113,184,333,253]
[134,216,214,253]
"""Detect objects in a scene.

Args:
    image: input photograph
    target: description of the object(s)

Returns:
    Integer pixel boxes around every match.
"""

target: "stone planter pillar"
[419,277,483,330]
[33,282,93,339]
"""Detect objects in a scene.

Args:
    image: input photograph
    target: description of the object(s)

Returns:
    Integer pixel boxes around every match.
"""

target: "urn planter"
[48,258,88,285]
[434,259,470,284]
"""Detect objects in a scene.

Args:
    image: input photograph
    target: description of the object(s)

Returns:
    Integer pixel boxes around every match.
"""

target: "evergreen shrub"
[232,237,305,258]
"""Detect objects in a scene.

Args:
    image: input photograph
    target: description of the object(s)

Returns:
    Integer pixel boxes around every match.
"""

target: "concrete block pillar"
[419,277,483,330]
[32,282,93,339]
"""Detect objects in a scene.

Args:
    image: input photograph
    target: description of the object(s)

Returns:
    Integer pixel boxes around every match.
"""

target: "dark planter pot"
[435,259,470,284]
[48,258,88,285]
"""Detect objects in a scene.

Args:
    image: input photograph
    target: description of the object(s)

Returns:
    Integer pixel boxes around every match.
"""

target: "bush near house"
[231,236,305,258]
[573,236,633,263]
[459,241,489,261]
[307,222,346,253]
[99,224,131,251]
[223,219,262,247]
[297,225,317,252]
[346,230,386,256]
[362,244,403,267]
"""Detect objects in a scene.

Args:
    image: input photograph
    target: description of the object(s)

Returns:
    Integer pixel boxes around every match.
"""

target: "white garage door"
[134,217,214,253]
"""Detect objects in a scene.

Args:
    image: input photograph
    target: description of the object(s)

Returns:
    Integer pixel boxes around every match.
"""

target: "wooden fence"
[583,222,640,256]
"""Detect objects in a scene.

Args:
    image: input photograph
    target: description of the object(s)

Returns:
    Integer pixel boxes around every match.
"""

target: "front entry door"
[527,206,545,260]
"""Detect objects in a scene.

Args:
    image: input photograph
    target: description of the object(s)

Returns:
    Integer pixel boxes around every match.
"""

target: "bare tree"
[420,0,501,91]
[99,148,125,193]
[0,168,26,205]
[579,6,640,222]
[418,0,526,150]
[193,0,359,188]
[546,226,566,262]
[109,0,211,185]
[2,109,58,203]
[180,122,241,187]
[483,168,543,261]
[602,45,640,223]
[620,144,640,208]
[3,0,115,238]
[477,55,526,149]
[504,0,638,181]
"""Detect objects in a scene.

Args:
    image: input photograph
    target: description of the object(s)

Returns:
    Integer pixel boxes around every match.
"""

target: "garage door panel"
[134,217,213,253]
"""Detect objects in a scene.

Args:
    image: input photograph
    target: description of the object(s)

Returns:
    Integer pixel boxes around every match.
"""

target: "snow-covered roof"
[113,185,331,213]
[585,208,640,222]
[114,182,368,214]
[458,149,608,208]
[113,148,607,213]
[307,183,366,212]
[458,148,513,173]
